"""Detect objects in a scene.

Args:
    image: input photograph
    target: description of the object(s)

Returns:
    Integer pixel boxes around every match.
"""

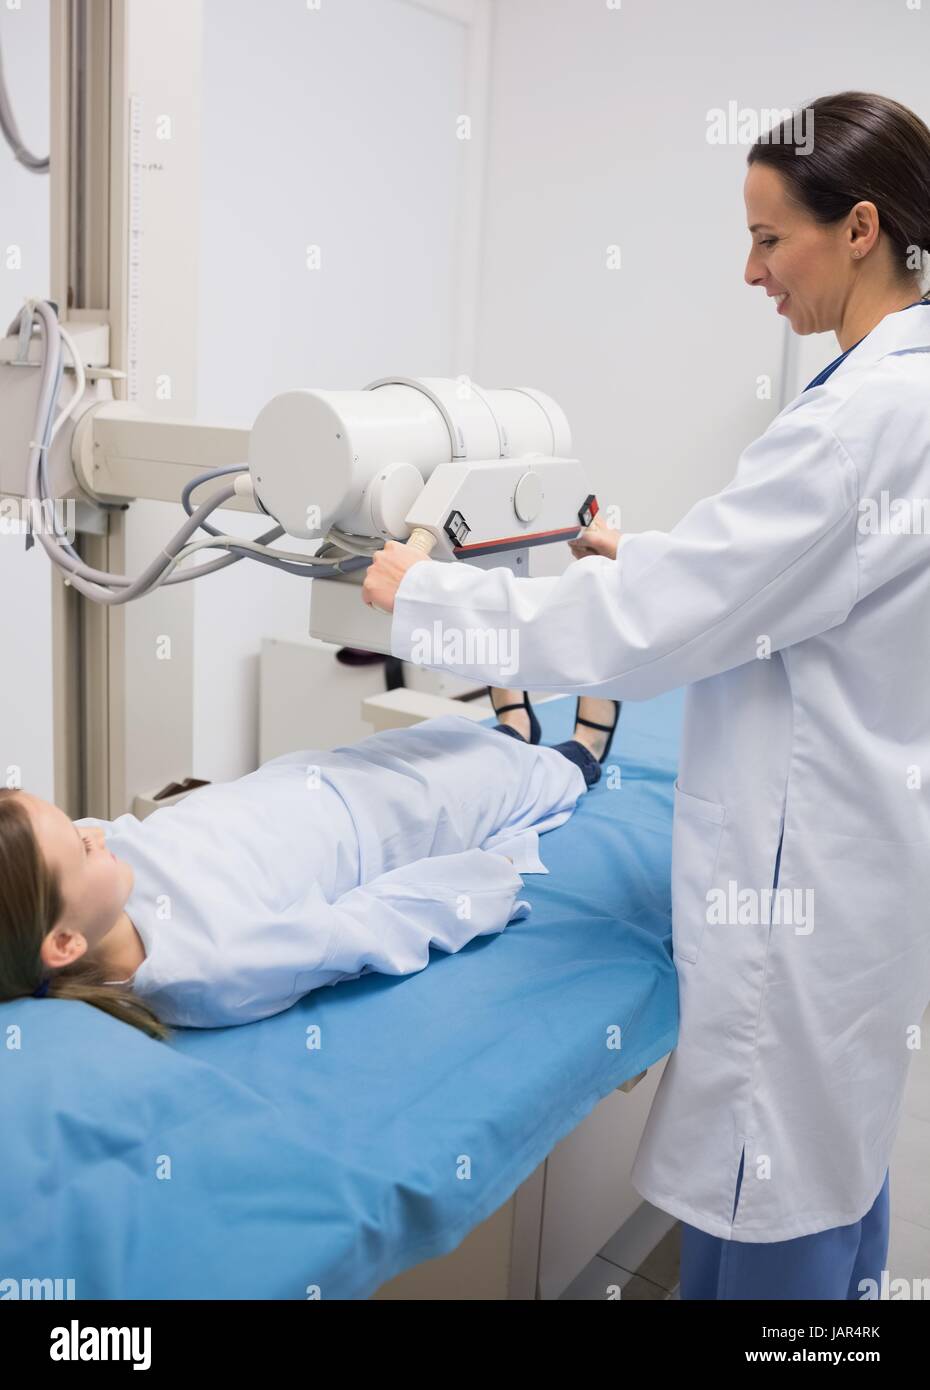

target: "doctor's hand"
[568,515,621,561]
[362,540,432,614]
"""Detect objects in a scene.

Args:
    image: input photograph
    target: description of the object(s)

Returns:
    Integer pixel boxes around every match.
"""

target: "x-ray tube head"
[247,378,572,542]
[248,385,452,540]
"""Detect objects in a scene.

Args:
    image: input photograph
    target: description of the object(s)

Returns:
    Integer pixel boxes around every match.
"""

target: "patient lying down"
[0,692,617,1036]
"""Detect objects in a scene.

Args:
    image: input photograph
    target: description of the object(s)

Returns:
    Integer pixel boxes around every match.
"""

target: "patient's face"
[18,793,134,959]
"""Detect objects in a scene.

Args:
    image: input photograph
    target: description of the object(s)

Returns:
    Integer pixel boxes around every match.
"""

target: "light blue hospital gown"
[77,716,586,1028]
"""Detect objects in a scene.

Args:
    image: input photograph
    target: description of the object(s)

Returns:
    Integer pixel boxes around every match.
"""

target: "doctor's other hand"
[568,515,621,561]
[362,540,431,614]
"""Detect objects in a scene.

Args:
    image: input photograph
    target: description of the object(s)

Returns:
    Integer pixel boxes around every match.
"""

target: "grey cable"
[0,30,49,172]
[180,466,369,579]
[18,301,371,602]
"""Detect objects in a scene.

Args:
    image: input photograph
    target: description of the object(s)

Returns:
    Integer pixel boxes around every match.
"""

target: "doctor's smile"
[2,0,930,1321]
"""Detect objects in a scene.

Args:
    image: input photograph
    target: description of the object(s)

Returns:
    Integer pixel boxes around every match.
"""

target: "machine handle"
[406,527,438,555]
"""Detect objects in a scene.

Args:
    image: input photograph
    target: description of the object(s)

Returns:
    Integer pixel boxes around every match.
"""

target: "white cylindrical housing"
[248,378,572,540]
[248,385,449,539]
[483,387,572,459]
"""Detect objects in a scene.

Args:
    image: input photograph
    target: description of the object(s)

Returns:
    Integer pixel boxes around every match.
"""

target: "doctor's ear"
[847,201,880,260]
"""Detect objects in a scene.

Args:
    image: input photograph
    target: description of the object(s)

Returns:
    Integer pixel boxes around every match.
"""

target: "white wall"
[187,0,478,783]
[195,0,468,415]
[475,0,930,562]
[0,0,52,801]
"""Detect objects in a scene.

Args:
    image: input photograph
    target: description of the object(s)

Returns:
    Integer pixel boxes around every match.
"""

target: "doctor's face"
[743,163,854,336]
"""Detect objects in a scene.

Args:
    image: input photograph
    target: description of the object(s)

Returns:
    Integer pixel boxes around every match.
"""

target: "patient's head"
[0,789,168,1039]
[20,792,133,952]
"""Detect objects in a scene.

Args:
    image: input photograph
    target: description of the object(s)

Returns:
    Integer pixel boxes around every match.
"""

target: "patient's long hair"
[0,789,170,1041]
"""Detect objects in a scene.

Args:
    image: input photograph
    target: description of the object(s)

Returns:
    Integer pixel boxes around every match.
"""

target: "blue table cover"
[0,689,682,1298]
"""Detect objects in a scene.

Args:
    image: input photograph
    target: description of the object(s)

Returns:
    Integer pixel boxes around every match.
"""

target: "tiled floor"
[561,1006,930,1300]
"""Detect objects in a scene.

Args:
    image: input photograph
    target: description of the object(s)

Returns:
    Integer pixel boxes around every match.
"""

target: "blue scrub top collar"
[803,298,930,391]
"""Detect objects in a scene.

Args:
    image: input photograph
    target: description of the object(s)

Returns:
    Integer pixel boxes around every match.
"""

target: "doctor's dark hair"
[747,92,930,290]
[0,789,170,1041]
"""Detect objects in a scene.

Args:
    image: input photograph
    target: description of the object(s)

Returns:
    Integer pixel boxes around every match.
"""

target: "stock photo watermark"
[858,491,930,534]
[0,1276,76,1300]
[409,621,520,680]
[706,881,814,935]
[706,102,815,156]
[46,1321,151,1369]
[0,495,76,543]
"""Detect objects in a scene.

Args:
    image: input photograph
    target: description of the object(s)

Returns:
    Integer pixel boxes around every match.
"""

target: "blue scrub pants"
[680,1154,891,1300]
[493,723,602,788]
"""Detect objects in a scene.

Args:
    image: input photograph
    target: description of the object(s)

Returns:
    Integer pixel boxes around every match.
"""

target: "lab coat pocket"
[671,782,727,966]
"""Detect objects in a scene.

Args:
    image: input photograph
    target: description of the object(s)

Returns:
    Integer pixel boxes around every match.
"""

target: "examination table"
[0,689,682,1300]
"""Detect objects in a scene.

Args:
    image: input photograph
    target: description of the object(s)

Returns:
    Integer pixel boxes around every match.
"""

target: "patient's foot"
[489,686,531,741]
[572,697,618,762]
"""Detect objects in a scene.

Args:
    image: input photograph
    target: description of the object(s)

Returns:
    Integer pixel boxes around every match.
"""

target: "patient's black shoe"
[489,687,541,745]
[572,697,621,764]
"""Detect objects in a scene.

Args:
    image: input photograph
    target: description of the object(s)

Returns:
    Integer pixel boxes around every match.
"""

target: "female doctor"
[362,91,930,1301]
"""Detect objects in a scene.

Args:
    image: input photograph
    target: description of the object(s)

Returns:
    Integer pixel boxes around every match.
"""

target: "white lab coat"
[389,303,930,1242]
